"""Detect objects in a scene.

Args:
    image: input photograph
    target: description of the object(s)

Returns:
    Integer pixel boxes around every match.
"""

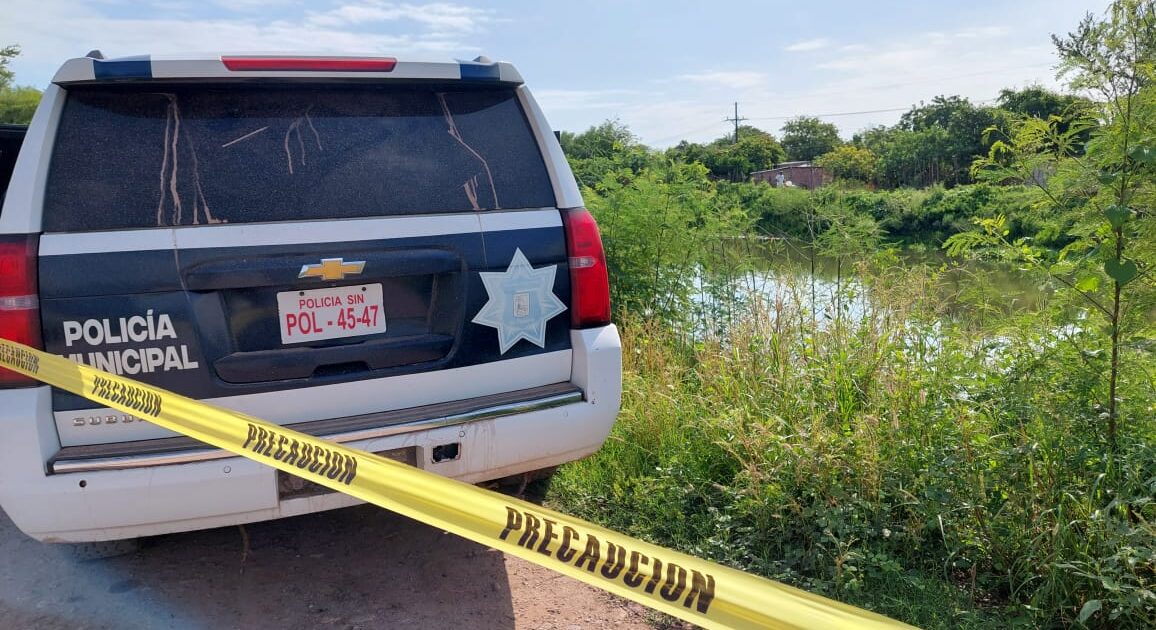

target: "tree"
[780,116,842,162]
[0,45,41,125]
[1052,0,1156,98]
[899,95,1002,186]
[559,120,653,188]
[854,125,953,188]
[996,86,1096,154]
[0,45,18,90]
[0,86,39,124]
[559,119,637,160]
[666,126,785,181]
[953,0,1156,451]
[996,85,1091,119]
[815,145,878,182]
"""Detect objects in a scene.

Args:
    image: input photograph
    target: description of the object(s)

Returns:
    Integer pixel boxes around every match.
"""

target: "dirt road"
[0,504,660,629]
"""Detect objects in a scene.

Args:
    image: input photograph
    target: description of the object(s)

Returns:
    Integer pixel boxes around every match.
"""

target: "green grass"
[549,264,1156,629]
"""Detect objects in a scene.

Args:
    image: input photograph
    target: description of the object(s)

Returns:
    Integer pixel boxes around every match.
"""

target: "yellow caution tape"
[0,338,914,630]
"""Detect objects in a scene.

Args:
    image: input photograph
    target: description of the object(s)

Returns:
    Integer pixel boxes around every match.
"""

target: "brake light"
[0,235,41,387]
[221,56,398,72]
[560,208,611,328]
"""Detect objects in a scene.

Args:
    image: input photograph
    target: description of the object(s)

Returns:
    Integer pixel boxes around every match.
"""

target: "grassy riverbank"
[549,262,1156,628]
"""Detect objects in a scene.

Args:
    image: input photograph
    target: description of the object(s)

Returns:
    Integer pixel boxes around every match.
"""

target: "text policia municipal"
[242,423,358,486]
[500,507,717,614]
[61,311,200,375]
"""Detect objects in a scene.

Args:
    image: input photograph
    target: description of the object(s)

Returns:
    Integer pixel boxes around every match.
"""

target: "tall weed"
[551,263,1155,628]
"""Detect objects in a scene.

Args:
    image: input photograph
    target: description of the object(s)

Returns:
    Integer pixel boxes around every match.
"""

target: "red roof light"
[221,56,397,72]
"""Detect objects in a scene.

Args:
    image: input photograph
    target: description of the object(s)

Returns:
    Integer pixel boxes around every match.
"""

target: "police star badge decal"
[473,248,567,354]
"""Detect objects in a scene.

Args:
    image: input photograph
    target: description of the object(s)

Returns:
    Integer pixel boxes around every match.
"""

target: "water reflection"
[694,239,1050,330]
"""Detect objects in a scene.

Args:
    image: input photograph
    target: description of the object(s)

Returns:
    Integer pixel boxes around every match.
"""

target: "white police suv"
[0,53,621,551]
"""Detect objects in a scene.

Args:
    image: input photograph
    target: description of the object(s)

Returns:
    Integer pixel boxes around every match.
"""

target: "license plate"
[277,284,386,345]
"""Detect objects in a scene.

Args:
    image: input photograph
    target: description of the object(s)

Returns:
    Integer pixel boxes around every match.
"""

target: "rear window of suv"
[44,83,556,232]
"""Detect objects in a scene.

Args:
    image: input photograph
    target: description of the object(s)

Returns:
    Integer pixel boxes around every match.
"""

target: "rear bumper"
[0,326,621,543]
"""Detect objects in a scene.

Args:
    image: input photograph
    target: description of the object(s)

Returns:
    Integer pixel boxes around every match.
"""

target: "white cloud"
[0,0,493,87]
[676,71,767,90]
[817,48,925,72]
[532,89,641,111]
[954,25,1012,39]
[211,0,299,10]
[307,2,494,32]
[624,16,1070,147]
[784,38,831,52]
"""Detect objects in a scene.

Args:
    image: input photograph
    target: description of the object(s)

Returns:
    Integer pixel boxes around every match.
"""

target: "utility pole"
[724,102,748,144]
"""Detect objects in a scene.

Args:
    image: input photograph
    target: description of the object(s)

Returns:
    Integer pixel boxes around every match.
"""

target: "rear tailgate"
[38,82,573,447]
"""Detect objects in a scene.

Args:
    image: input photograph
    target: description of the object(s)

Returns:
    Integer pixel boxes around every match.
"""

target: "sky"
[0,0,1114,147]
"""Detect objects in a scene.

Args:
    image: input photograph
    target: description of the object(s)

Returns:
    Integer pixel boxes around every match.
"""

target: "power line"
[645,96,1002,146]
[747,97,1001,123]
[748,106,909,121]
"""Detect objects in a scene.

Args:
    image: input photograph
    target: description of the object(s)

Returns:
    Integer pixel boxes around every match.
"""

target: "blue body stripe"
[93,57,153,80]
[459,63,501,82]
[43,225,571,411]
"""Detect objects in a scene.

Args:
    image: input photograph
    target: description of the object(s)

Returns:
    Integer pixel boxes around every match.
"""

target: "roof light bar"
[221,56,398,72]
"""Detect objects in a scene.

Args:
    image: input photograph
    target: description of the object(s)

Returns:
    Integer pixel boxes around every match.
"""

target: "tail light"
[0,235,41,387]
[560,208,611,328]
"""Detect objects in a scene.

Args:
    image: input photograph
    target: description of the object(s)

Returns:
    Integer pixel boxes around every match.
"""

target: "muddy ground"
[0,503,662,629]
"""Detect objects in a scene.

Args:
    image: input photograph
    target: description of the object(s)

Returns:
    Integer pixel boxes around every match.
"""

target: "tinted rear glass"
[0,125,26,207]
[44,84,555,232]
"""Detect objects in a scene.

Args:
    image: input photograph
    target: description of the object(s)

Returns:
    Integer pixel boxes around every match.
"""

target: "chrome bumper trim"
[51,386,582,474]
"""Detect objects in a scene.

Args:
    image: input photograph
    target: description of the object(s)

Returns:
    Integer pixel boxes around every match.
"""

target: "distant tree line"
[0,45,42,125]
[561,86,1094,191]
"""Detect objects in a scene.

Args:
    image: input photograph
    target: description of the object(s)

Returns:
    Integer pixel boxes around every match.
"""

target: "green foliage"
[0,44,18,90]
[816,145,878,182]
[559,119,636,160]
[997,85,1094,120]
[730,180,1041,245]
[842,86,1089,190]
[561,120,653,184]
[559,120,656,189]
[1051,0,1156,99]
[546,7,1156,628]
[899,95,1003,187]
[0,45,41,125]
[551,271,1156,628]
[584,160,752,327]
[957,0,1156,449]
[718,181,814,238]
[855,125,954,189]
[780,116,843,162]
[666,125,786,182]
[0,86,41,124]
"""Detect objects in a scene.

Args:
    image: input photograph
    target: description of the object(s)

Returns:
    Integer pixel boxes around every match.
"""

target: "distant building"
[751,161,832,190]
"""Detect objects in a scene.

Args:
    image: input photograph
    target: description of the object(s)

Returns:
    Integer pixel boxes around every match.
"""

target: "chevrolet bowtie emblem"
[298,258,366,281]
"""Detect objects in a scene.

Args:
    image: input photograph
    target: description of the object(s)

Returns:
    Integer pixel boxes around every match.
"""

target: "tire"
[64,538,140,561]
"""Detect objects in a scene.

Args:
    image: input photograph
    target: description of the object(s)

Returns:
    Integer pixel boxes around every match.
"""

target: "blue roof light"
[93,56,153,80]
[459,62,500,82]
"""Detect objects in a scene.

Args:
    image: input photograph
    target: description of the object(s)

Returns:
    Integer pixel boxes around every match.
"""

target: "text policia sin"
[500,507,717,614]
[242,423,358,485]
